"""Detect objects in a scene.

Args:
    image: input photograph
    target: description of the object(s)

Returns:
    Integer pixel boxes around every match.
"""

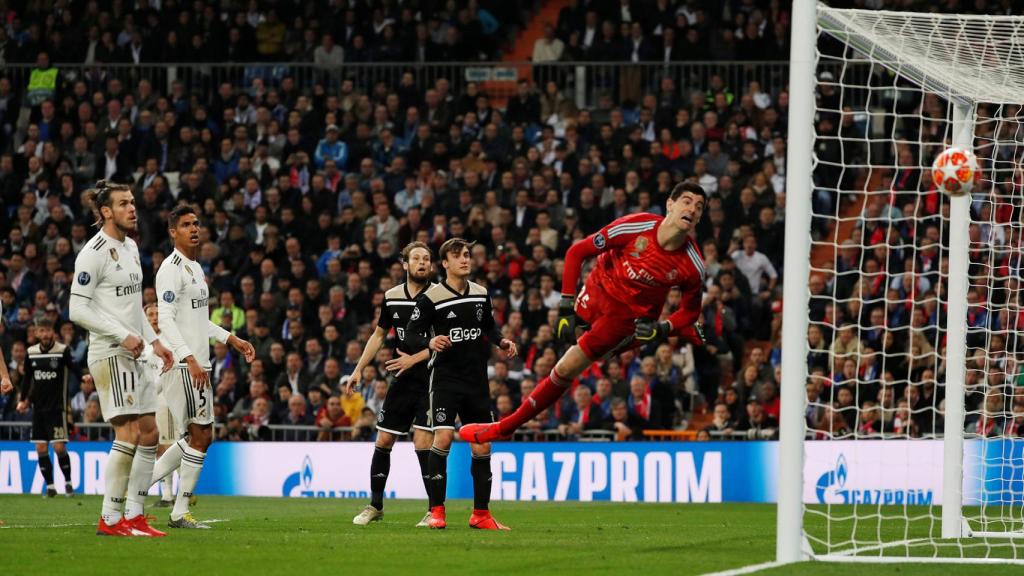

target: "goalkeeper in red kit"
[461,182,708,444]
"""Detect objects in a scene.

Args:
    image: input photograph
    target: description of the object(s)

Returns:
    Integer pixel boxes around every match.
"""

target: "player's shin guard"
[151,439,186,485]
[415,449,430,502]
[56,450,72,488]
[499,369,572,435]
[124,444,157,520]
[173,446,205,520]
[102,441,135,526]
[427,447,449,508]
[38,453,55,489]
[369,446,391,511]
[471,455,492,511]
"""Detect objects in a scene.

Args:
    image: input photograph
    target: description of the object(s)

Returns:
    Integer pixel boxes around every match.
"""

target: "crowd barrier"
[2,440,1020,504]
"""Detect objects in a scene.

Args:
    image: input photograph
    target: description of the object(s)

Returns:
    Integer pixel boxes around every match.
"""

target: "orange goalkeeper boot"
[459,422,509,444]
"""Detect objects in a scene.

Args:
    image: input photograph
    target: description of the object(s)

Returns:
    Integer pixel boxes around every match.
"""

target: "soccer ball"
[931,147,979,197]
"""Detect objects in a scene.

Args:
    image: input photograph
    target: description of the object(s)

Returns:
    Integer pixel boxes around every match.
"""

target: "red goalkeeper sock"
[498,371,571,435]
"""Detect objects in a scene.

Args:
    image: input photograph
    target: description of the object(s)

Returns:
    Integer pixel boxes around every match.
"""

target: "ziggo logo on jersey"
[449,327,482,342]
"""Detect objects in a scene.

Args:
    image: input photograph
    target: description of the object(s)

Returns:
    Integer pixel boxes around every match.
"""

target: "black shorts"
[31,408,68,443]
[376,380,431,435]
[429,386,494,430]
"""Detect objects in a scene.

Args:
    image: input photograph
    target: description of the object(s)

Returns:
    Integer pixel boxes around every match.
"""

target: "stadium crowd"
[0,36,795,441]
[4,0,1011,445]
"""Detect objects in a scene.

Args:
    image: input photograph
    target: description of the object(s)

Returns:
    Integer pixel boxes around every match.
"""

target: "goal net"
[781,2,1024,564]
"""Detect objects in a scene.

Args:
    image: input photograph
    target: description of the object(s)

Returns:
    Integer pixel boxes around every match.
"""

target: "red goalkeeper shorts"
[574,280,643,361]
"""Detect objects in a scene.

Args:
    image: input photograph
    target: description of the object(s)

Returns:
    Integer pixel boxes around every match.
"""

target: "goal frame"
[777,0,1014,565]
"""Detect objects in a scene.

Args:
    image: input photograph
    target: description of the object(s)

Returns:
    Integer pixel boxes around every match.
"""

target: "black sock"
[471,455,492,511]
[427,447,449,508]
[38,454,54,488]
[56,451,72,487]
[414,449,430,505]
[369,446,391,511]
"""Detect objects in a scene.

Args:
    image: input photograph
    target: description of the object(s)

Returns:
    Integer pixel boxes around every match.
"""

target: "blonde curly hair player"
[69,180,175,537]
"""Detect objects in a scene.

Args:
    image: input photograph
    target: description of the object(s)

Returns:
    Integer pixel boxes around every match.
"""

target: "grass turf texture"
[0,496,1017,575]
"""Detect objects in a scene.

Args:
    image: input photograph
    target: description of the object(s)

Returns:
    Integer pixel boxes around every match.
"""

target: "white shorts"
[91,356,157,422]
[160,366,214,435]
[156,391,176,444]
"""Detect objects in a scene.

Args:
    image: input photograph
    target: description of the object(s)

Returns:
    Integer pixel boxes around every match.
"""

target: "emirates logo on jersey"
[622,261,657,286]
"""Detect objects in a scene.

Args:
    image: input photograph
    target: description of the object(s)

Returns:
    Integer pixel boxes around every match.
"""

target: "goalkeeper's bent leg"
[498,367,574,436]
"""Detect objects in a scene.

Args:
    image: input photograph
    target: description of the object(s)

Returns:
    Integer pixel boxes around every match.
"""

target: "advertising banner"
[3,439,1021,504]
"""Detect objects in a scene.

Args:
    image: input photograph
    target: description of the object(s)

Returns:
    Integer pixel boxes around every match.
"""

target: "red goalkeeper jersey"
[563,213,706,344]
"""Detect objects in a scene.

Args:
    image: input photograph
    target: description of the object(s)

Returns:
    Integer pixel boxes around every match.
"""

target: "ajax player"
[402,238,518,530]
[350,241,436,527]
[460,182,707,444]
[150,205,255,528]
[70,181,175,537]
[16,317,74,497]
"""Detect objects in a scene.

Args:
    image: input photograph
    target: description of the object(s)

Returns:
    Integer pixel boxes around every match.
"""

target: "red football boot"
[96,517,133,537]
[469,510,510,531]
[123,514,167,537]
[458,422,509,444]
[426,505,447,529]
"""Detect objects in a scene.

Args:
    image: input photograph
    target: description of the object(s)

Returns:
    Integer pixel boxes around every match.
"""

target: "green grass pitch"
[0,495,1012,575]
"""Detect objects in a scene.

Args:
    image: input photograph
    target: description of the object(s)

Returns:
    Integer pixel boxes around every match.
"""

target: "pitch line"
[700,560,783,576]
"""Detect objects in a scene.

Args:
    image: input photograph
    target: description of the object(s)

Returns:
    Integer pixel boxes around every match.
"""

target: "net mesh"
[803,4,1024,561]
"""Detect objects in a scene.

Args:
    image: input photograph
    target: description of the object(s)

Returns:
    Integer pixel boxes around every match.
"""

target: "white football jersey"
[70,230,151,365]
[155,249,230,370]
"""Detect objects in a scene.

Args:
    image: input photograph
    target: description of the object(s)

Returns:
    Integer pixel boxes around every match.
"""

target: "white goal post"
[779,0,1024,565]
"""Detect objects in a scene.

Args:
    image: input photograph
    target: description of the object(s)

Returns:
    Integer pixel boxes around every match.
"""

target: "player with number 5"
[149,205,255,529]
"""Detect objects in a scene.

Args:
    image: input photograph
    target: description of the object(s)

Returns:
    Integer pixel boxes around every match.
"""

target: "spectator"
[71,373,97,420]
[316,395,351,441]
[365,380,388,416]
[737,399,778,439]
[340,382,365,423]
[627,375,662,427]
[558,385,604,438]
[708,402,735,434]
[243,397,274,441]
[606,398,645,441]
[532,24,565,63]
[315,125,347,170]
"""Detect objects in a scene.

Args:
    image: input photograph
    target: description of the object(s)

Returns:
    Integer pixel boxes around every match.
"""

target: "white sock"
[101,441,135,526]
[172,446,205,520]
[124,444,157,520]
[152,440,185,487]
[160,475,174,501]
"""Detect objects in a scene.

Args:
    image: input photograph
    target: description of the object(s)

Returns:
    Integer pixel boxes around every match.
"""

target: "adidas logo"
[372,473,387,478]
[393,312,399,319]
[446,311,457,319]
[115,264,123,271]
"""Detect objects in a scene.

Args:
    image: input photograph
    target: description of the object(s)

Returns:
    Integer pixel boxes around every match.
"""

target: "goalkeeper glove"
[556,294,578,345]
[634,318,672,344]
